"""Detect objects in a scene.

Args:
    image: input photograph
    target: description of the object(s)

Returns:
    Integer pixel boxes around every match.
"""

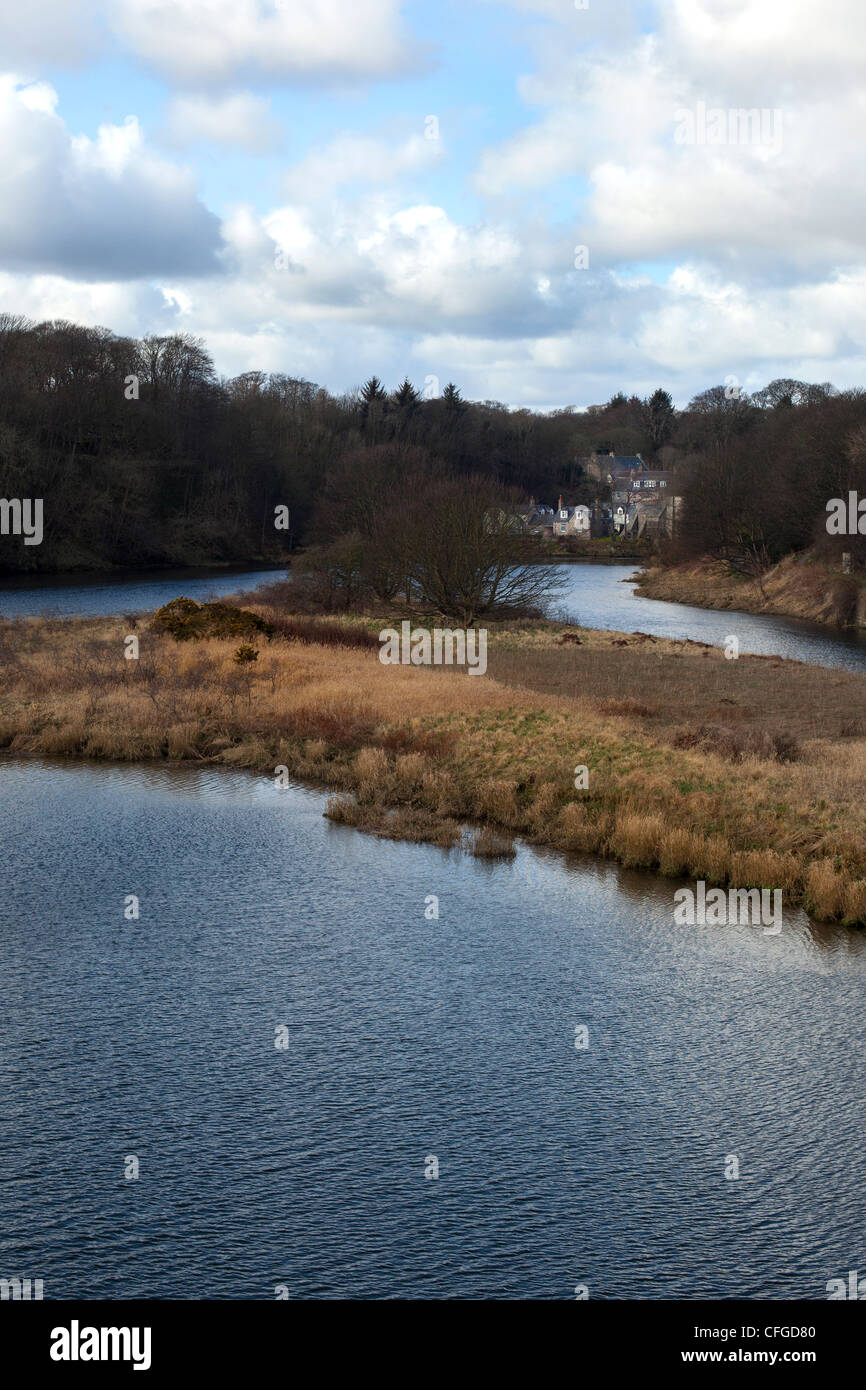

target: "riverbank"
[3,598,866,923]
[545,536,653,561]
[637,554,866,629]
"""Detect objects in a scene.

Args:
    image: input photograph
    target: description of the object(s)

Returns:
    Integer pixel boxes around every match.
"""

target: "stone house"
[552,498,591,536]
[623,469,673,497]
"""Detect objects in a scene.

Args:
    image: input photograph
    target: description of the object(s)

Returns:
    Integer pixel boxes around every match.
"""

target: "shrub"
[150,598,273,642]
[324,795,362,826]
[672,724,800,763]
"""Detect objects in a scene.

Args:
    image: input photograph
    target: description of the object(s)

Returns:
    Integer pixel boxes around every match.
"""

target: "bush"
[150,598,273,642]
[671,723,799,762]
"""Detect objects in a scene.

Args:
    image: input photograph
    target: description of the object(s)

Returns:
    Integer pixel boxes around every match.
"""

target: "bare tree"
[399,474,563,624]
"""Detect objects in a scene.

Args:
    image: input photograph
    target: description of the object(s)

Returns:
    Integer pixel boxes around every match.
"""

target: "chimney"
[558,495,563,510]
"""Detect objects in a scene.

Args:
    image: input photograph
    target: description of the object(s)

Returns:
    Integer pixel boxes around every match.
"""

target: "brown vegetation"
[3,601,866,924]
[636,554,865,629]
[150,597,274,641]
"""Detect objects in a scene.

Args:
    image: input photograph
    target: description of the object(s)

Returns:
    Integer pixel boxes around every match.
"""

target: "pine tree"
[645,388,675,449]
[393,378,419,410]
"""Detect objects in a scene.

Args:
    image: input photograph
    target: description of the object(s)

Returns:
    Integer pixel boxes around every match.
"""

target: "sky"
[0,0,864,409]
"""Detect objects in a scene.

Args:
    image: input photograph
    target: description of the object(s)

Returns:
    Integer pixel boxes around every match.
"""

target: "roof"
[605,455,644,472]
[514,504,552,520]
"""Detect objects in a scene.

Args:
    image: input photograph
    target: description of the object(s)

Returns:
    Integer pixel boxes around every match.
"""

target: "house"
[592,500,614,537]
[511,500,555,536]
[552,497,591,536]
[582,451,646,484]
[623,493,683,539]
[623,469,673,496]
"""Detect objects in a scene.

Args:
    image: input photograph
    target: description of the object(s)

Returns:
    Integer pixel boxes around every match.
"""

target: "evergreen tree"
[645,388,676,449]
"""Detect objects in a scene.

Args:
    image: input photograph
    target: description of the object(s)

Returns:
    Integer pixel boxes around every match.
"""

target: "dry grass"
[636,554,863,628]
[488,623,864,745]
[470,826,516,858]
[3,607,866,923]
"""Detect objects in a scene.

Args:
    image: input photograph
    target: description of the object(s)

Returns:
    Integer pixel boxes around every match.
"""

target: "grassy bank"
[637,554,865,628]
[546,536,653,561]
[2,599,866,923]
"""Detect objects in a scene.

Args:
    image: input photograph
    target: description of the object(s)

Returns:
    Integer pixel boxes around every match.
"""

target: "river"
[0,563,284,621]
[1,566,865,1299]
[4,559,866,671]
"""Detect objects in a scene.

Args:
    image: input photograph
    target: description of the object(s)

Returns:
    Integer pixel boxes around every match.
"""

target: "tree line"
[1,312,865,580]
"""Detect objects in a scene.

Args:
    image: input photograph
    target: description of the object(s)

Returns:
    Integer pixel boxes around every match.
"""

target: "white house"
[553,501,591,536]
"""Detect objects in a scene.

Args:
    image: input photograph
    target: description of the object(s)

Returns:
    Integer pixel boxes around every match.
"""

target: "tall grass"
[3,609,866,922]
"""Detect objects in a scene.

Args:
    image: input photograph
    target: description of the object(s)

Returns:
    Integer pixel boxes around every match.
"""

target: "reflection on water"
[1,758,865,1300]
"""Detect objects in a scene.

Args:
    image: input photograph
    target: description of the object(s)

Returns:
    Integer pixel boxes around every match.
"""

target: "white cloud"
[7,237,866,409]
[0,268,166,334]
[284,130,442,199]
[3,0,866,410]
[473,5,866,284]
[0,75,221,278]
[0,0,427,86]
[666,0,866,95]
[111,0,427,87]
[163,93,280,151]
[0,1,103,68]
